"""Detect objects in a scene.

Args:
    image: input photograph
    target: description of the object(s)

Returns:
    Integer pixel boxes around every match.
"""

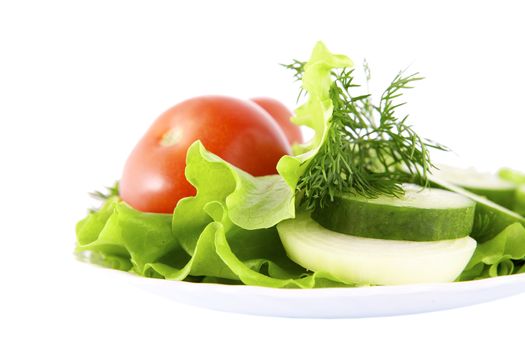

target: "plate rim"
[79,261,525,317]
[102,262,525,296]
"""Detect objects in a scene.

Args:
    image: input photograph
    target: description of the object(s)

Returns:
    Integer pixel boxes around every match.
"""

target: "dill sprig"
[89,182,119,212]
[285,61,447,210]
[281,59,307,103]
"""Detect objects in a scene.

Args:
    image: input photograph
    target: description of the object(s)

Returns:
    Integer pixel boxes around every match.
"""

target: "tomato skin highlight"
[250,97,303,145]
[120,95,291,214]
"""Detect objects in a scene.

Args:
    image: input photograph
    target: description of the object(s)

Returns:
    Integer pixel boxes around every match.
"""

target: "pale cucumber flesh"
[313,184,475,241]
[277,213,477,286]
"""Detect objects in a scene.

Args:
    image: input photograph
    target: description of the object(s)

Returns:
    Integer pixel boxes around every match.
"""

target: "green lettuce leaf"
[76,199,179,274]
[75,140,351,288]
[460,222,525,280]
[75,42,357,288]
[79,42,525,288]
[164,141,349,287]
[172,141,295,255]
[277,41,353,189]
[76,196,120,246]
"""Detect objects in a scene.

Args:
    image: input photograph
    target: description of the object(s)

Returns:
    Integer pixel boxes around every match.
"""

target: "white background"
[1,0,524,349]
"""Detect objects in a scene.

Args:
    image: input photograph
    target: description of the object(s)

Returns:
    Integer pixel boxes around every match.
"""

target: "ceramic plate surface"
[108,267,525,318]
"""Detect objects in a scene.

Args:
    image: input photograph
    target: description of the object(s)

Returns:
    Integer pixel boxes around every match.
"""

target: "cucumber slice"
[277,213,477,285]
[499,167,525,185]
[498,168,525,215]
[515,185,525,216]
[312,184,475,241]
[429,175,525,242]
[433,164,516,209]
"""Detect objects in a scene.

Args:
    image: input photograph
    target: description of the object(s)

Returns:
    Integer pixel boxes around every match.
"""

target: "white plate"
[115,268,525,318]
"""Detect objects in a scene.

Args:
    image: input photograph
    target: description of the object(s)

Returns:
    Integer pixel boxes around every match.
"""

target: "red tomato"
[120,95,291,213]
[251,97,303,145]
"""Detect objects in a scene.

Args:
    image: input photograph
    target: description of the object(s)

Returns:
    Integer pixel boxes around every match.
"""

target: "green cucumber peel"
[75,41,525,288]
[429,174,525,242]
[499,168,525,215]
[434,165,517,209]
[313,185,475,242]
